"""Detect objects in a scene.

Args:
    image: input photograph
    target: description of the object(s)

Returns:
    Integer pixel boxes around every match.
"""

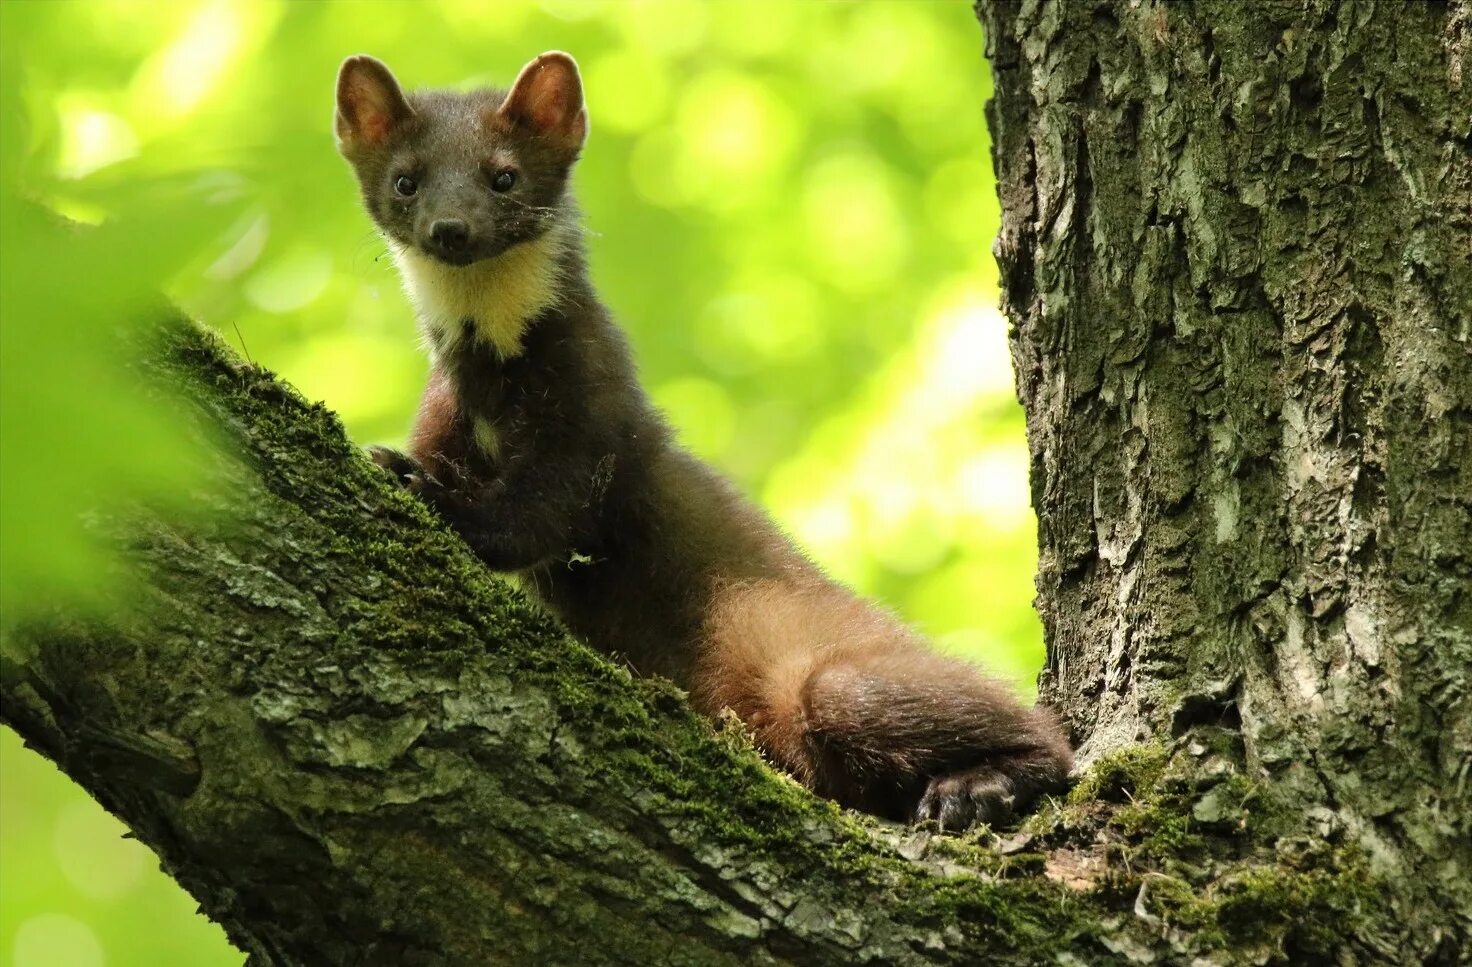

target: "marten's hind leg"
[695,579,1073,830]
[912,745,1071,829]
[800,654,1072,828]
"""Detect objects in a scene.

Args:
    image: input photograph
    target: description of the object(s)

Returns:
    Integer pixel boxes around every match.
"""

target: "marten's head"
[334,52,586,268]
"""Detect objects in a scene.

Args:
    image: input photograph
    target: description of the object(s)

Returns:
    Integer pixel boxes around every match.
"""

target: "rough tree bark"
[2,1,1468,964]
[983,0,1470,954]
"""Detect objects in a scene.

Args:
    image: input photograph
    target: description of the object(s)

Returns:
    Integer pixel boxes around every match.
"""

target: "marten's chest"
[439,332,582,474]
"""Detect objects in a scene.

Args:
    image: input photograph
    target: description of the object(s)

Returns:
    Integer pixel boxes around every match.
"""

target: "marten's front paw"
[366,445,422,485]
[367,446,455,510]
[915,767,1016,831]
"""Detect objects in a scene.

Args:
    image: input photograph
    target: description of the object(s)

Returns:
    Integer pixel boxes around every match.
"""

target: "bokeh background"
[0,1,1034,963]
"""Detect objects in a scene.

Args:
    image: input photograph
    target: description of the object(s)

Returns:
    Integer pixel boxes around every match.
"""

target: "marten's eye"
[491,169,517,193]
[394,175,417,197]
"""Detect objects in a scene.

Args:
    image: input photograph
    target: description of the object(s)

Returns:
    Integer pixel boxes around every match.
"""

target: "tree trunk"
[983,0,1471,954]
[3,2,1468,964]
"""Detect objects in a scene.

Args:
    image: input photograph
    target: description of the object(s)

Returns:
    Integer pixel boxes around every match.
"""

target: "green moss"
[1015,739,1403,960]
[1216,859,1383,954]
[1066,743,1169,805]
[1116,798,1203,859]
[1134,849,1389,959]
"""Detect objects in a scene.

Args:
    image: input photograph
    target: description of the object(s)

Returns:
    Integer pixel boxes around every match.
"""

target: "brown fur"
[336,52,1072,829]
[697,578,1071,822]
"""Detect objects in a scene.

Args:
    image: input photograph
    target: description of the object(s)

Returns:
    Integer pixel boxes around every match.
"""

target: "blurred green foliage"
[0,1,1038,963]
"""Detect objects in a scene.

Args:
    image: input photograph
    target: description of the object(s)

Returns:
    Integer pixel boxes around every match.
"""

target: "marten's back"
[523,351,814,682]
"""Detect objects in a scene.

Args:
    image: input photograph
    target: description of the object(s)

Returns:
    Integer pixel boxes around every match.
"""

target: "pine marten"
[334,51,1071,829]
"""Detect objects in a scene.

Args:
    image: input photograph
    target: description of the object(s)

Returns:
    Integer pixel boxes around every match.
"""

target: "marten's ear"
[335,55,413,154]
[496,51,587,153]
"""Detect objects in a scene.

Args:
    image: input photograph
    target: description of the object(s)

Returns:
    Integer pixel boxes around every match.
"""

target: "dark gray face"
[335,53,588,266]
[359,90,573,265]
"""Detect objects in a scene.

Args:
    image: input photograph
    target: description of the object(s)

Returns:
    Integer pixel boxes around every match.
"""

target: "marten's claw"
[403,471,446,499]
[366,445,422,485]
[367,447,451,510]
[915,768,1017,831]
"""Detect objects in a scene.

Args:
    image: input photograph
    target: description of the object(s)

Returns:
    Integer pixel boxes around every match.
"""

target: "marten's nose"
[429,219,469,253]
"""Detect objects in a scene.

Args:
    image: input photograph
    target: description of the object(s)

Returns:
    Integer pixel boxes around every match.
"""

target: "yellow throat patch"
[390,228,568,358]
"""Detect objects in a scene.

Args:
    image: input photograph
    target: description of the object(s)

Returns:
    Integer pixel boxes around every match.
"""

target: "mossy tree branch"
[0,320,1122,965]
